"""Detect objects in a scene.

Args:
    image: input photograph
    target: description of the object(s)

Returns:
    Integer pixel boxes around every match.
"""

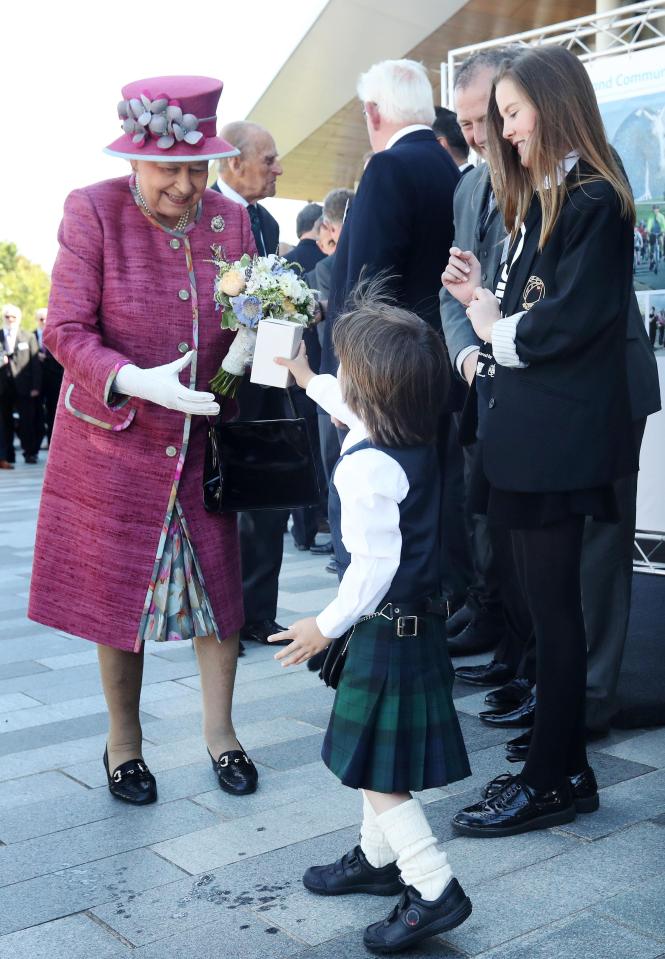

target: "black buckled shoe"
[455,661,515,687]
[363,879,472,954]
[484,677,532,711]
[453,774,575,837]
[303,845,402,897]
[209,746,258,796]
[240,619,289,645]
[479,692,536,728]
[103,748,157,805]
[482,765,599,814]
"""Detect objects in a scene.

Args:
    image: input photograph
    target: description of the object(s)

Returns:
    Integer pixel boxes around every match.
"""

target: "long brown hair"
[486,45,635,248]
[332,283,448,447]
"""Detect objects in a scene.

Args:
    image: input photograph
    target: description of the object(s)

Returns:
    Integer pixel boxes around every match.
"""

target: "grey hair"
[323,188,354,225]
[2,303,21,322]
[454,46,524,91]
[218,121,271,167]
[357,59,435,126]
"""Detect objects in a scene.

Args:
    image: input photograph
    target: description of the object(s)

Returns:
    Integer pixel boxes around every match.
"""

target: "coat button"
[488,398,496,409]
[165,445,177,457]
[178,289,190,301]
[170,238,181,250]
[178,342,189,354]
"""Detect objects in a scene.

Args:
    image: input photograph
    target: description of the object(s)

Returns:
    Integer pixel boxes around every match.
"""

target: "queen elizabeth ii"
[28,76,260,803]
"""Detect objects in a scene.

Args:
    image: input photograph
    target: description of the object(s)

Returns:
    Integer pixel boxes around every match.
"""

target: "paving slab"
[0,913,128,959]
[557,767,665,839]
[0,769,88,811]
[592,872,665,942]
[0,847,185,936]
[600,727,665,768]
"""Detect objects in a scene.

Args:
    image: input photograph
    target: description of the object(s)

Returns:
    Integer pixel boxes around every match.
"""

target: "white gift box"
[250,318,304,389]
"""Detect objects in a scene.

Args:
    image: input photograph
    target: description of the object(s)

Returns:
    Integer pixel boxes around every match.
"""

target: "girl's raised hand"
[268,617,330,667]
[441,248,482,307]
[274,341,315,389]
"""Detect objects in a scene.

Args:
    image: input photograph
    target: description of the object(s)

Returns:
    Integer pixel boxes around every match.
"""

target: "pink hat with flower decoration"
[104,75,239,161]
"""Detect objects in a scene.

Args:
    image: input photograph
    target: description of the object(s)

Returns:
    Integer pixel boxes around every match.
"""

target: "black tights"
[511,514,588,791]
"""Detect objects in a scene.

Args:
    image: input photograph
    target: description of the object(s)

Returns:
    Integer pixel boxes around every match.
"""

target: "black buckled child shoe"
[103,747,157,805]
[303,845,402,897]
[363,879,472,953]
[208,746,258,796]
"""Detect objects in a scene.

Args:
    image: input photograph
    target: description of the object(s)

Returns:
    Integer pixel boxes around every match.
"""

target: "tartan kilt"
[321,613,471,792]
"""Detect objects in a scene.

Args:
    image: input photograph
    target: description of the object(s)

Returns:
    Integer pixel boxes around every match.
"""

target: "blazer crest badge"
[522,275,546,311]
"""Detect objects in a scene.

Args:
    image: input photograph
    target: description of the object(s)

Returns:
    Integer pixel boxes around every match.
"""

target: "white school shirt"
[306,374,410,639]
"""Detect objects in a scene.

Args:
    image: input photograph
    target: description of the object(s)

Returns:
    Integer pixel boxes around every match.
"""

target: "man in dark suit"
[34,308,64,446]
[433,106,473,175]
[1,304,42,464]
[285,203,325,273]
[322,58,470,610]
[213,122,288,646]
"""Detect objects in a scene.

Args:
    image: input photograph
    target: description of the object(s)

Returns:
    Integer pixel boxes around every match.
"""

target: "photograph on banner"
[636,290,665,354]
[586,48,665,292]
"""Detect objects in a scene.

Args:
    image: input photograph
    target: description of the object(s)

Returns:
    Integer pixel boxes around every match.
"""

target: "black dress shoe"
[240,619,289,645]
[505,729,532,762]
[447,606,505,657]
[482,765,599,814]
[103,748,157,805]
[445,603,474,638]
[455,661,515,687]
[484,677,532,711]
[208,746,258,796]
[363,879,472,953]
[310,540,334,555]
[453,775,575,837]
[325,559,337,574]
[293,542,309,551]
[24,454,38,464]
[480,693,536,728]
[303,845,402,897]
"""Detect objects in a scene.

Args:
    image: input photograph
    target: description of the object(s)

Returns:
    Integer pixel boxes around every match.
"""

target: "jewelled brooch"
[210,215,225,233]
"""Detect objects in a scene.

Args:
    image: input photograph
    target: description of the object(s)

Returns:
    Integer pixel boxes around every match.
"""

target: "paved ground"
[1,458,665,959]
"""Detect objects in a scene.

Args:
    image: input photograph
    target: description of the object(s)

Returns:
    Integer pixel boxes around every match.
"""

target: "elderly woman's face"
[131,160,209,224]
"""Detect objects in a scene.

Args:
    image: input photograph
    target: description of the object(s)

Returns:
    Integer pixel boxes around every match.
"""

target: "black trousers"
[438,413,473,605]
[290,388,326,548]
[513,514,588,790]
[0,389,41,460]
[237,380,289,623]
[461,436,500,609]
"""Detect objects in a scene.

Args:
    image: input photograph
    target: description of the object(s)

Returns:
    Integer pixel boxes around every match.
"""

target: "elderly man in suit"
[213,122,289,646]
[322,58,470,609]
[441,50,661,743]
[1,303,42,464]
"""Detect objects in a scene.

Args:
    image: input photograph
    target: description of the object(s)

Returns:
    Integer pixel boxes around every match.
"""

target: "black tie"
[247,204,266,256]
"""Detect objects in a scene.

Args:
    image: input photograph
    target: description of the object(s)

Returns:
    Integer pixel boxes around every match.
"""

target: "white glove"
[113,351,219,416]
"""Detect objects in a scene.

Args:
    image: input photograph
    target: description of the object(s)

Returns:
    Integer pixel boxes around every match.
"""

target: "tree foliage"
[0,242,51,331]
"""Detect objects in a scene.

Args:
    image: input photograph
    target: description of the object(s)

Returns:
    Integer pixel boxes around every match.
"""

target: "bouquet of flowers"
[210,250,317,397]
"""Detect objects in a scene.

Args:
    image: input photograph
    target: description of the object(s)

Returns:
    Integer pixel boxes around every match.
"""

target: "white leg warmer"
[359,790,396,868]
[377,797,453,901]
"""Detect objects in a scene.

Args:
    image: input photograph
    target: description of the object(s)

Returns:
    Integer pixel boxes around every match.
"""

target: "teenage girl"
[442,45,637,836]
[270,297,472,954]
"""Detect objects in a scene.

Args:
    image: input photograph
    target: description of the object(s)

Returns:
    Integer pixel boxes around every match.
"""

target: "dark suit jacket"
[210,182,279,256]
[322,129,460,380]
[285,238,325,274]
[0,329,42,397]
[480,173,638,493]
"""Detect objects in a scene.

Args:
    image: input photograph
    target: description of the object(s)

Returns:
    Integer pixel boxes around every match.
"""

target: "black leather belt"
[377,599,443,638]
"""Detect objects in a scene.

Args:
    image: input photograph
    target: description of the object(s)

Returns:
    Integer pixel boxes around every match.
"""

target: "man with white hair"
[320,58,470,615]
[1,303,42,464]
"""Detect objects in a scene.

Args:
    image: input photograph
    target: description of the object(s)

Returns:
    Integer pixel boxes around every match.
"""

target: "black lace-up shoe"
[208,746,258,796]
[453,774,575,837]
[363,880,472,953]
[103,748,157,805]
[479,693,536,728]
[303,845,402,897]
[484,677,532,711]
[482,766,599,814]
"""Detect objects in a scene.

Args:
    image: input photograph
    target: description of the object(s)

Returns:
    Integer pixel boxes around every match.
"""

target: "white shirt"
[2,326,17,355]
[306,374,410,639]
[385,124,431,150]
[215,177,248,207]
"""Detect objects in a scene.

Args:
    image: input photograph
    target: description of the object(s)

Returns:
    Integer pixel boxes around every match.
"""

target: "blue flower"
[231,294,262,329]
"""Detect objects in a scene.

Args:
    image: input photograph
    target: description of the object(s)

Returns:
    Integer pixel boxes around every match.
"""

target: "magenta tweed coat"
[28,177,256,652]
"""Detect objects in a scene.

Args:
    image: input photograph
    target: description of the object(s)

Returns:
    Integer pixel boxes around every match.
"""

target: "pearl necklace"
[135,174,191,233]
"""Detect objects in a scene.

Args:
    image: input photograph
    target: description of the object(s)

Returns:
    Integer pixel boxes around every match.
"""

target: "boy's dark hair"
[296,202,323,238]
[433,106,469,159]
[332,283,449,447]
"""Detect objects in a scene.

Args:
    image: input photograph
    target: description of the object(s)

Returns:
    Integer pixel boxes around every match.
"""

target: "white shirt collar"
[543,151,580,189]
[340,418,369,454]
[216,177,248,208]
[385,124,431,150]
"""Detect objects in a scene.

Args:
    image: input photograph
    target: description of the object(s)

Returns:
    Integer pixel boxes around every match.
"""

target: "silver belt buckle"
[396,615,418,638]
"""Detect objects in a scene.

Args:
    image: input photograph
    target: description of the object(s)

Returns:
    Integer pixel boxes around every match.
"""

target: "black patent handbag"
[203,390,320,514]
[319,628,353,689]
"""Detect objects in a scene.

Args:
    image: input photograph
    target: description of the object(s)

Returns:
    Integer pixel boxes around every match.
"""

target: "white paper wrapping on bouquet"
[221,325,257,376]
[250,318,304,389]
